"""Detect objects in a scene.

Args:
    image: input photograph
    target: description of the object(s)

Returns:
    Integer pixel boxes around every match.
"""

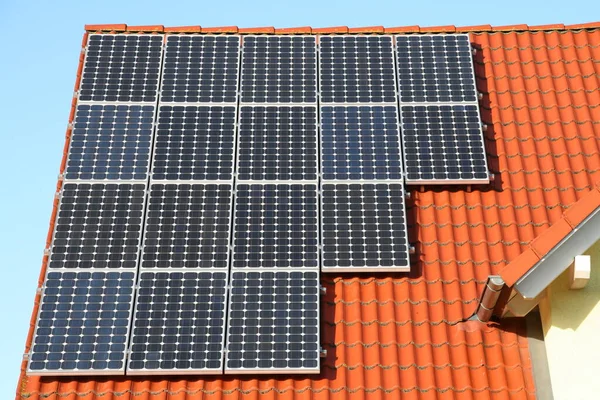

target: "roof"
[16,22,600,400]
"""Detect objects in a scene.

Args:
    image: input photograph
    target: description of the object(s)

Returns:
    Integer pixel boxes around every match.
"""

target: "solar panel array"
[396,34,488,184]
[29,32,489,376]
[29,33,162,375]
[130,35,239,375]
[318,36,410,272]
[225,36,320,374]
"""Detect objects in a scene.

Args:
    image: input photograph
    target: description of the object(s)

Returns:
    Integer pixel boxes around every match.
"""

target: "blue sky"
[0,0,598,396]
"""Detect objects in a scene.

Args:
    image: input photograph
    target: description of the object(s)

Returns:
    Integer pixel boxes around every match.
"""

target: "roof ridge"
[83,22,600,34]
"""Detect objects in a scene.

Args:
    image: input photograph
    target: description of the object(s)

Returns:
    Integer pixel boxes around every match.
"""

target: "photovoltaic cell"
[319,36,396,103]
[321,105,402,180]
[225,270,319,373]
[321,183,410,272]
[65,104,155,181]
[152,106,236,181]
[396,35,477,103]
[241,36,317,103]
[128,271,228,374]
[237,106,317,180]
[161,36,240,103]
[28,271,135,375]
[141,183,233,269]
[233,184,318,269]
[401,104,489,183]
[80,34,163,102]
[49,183,146,269]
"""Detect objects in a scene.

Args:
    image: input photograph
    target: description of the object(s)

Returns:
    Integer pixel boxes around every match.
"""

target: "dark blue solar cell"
[28,271,135,374]
[80,34,162,102]
[237,106,318,180]
[320,36,396,103]
[400,104,488,183]
[233,184,318,269]
[396,35,477,103]
[321,105,402,180]
[152,106,236,180]
[226,270,319,372]
[241,36,317,103]
[161,36,240,103]
[128,271,228,373]
[49,183,146,269]
[141,183,232,269]
[66,104,155,180]
[321,183,410,271]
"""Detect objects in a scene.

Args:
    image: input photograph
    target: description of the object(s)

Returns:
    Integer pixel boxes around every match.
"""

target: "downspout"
[472,275,505,322]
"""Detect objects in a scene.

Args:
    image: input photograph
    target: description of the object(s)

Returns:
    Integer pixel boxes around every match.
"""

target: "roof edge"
[487,183,600,319]
[499,183,600,288]
[15,30,88,400]
[83,21,600,34]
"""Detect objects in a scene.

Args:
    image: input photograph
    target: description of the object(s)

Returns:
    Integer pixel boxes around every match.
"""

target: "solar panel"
[28,271,135,375]
[49,183,146,269]
[232,184,319,269]
[152,105,236,181]
[141,183,233,269]
[321,183,410,272]
[65,104,155,181]
[400,104,489,184]
[128,271,228,374]
[396,35,478,103]
[80,34,163,102]
[161,36,240,103]
[240,36,317,103]
[321,105,402,180]
[237,106,318,180]
[225,270,319,374]
[319,36,396,103]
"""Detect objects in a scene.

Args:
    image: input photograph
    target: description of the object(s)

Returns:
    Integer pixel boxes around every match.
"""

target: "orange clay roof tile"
[164,25,202,33]
[238,26,276,34]
[275,26,312,34]
[18,21,600,400]
[500,249,541,287]
[311,26,349,34]
[457,24,493,32]
[564,188,600,227]
[127,24,164,32]
[383,25,420,33]
[565,21,600,29]
[420,25,457,33]
[201,26,239,33]
[348,26,385,33]
[84,24,127,32]
[491,24,530,32]
[529,23,565,31]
